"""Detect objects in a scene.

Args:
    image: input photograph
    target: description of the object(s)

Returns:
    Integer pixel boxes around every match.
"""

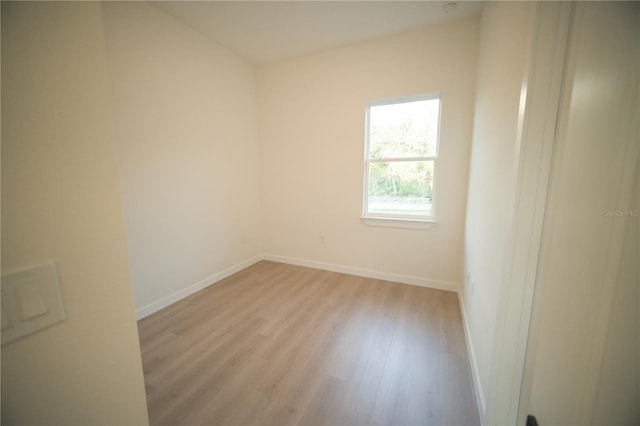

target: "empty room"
[2,1,638,425]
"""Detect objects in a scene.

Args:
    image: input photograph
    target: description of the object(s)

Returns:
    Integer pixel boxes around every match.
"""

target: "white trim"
[363,92,442,222]
[367,92,442,108]
[262,253,459,293]
[360,216,438,230]
[457,290,487,424]
[487,3,574,425]
[135,255,262,320]
[135,253,459,320]
[367,156,437,163]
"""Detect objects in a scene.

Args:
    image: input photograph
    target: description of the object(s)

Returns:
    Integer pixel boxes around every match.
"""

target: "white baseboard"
[457,290,487,424]
[136,253,459,320]
[135,255,263,320]
[262,253,459,293]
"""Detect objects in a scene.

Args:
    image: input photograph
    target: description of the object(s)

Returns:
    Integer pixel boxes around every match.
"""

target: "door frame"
[485,2,574,424]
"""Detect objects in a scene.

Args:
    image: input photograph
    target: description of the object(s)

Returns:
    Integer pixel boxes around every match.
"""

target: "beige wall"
[461,1,535,418]
[101,2,262,312]
[1,2,148,424]
[258,17,479,285]
[523,2,639,423]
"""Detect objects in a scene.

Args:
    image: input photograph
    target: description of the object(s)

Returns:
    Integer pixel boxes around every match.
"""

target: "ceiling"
[151,1,484,64]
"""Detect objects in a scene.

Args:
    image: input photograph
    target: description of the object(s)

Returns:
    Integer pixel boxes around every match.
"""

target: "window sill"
[360,216,438,230]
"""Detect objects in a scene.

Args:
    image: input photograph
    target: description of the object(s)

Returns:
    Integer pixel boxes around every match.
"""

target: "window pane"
[368,161,434,217]
[369,98,439,159]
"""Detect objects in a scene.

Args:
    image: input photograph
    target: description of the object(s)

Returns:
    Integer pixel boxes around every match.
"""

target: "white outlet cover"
[1,262,66,345]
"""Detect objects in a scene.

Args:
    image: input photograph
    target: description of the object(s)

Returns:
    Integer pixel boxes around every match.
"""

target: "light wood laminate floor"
[138,261,480,425]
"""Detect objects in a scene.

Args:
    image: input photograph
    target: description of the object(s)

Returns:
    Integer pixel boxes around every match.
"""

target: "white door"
[520,2,639,424]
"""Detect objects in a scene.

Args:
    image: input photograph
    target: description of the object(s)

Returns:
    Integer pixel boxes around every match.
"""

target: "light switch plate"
[1,262,66,345]
[1,300,10,330]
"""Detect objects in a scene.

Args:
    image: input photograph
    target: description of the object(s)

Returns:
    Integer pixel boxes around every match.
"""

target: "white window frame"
[361,93,441,229]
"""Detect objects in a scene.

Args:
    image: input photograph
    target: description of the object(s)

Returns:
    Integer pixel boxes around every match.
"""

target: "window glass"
[364,94,440,221]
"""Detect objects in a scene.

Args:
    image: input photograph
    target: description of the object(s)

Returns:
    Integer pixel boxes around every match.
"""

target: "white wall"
[590,175,639,424]
[101,2,263,313]
[258,17,480,286]
[1,2,148,424]
[522,2,639,423]
[461,1,535,418]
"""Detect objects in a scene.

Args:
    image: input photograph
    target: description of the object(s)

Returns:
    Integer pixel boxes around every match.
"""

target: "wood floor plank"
[369,283,417,426]
[406,285,443,425]
[138,261,480,425]
[298,375,349,426]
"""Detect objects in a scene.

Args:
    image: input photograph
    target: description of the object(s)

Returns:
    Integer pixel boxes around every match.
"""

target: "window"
[363,93,441,225]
